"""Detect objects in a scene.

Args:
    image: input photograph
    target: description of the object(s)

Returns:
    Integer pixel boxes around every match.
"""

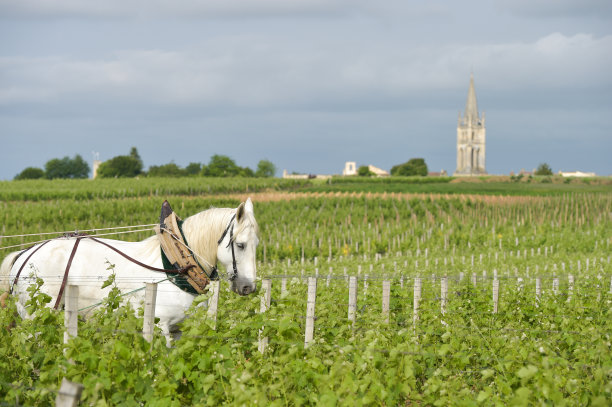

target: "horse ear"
[236,202,246,222]
[245,197,254,214]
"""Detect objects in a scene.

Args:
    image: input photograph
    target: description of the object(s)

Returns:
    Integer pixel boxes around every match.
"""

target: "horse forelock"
[234,210,259,241]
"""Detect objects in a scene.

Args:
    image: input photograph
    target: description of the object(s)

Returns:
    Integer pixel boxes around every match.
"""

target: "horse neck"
[181,208,235,271]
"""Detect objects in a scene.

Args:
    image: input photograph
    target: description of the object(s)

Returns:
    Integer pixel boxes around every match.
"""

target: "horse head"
[216,198,259,296]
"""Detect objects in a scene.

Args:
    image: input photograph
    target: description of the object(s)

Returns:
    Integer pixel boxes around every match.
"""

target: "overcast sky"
[1,0,611,179]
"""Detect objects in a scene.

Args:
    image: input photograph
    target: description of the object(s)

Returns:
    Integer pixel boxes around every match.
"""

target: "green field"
[1,178,611,405]
[309,175,612,195]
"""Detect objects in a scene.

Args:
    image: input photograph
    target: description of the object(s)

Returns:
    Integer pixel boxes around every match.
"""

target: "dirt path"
[210,191,545,205]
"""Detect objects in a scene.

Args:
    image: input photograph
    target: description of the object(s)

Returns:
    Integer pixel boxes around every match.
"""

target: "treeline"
[14,155,90,180]
[14,148,277,180]
[355,158,429,177]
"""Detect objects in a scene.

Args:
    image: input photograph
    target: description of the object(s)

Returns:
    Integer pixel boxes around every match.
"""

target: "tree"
[44,155,90,179]
[202,155,241,177]
[147,163,185,177]
[130,147,143,167]
[239,167,255,177]
[14,167,45,180]
[358,165,374,176]
[97,155,142,178]
[184,162,202,176]
[255,160,276,178]
[390,158,428,176]
[535,163,553,176]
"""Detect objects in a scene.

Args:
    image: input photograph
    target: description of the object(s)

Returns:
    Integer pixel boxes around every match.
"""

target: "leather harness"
[11,234,193,310]
[9,202,237,309]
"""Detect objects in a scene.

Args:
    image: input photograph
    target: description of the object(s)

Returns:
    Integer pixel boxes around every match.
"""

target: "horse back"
[0,250,22,292]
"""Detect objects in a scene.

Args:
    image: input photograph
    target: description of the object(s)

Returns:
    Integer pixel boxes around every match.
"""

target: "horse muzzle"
[232,280,256,296]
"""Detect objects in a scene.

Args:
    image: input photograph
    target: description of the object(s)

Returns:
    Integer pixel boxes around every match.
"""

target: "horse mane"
[142,205,258,273]
[181,206,259,272]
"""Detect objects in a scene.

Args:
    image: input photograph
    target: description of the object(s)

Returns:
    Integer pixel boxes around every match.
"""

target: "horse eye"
[236,243,245,250]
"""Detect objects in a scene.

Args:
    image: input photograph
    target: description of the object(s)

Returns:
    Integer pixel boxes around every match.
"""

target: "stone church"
[455,74,486,176]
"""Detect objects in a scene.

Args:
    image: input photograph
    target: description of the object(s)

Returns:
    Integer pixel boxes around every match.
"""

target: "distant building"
[428,170,448,177]
[455,73,487,176]
[367,165,389,177]
[558,171,596,177]
[282,170,331,180]
[92,152,101,179]
[343,162,357,176]
[342,161,389,177]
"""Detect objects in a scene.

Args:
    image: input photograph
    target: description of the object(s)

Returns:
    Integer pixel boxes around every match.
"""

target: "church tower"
[455,73,486,176]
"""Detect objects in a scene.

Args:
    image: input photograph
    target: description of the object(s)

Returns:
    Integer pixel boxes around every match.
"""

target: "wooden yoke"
[154,201,210,294]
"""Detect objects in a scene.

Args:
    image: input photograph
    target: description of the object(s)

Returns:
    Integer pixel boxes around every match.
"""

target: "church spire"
[455,72,487,176]
[464,72,479,123]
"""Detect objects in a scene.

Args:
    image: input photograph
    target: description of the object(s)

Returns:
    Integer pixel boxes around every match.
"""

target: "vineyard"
[0,179,611,405]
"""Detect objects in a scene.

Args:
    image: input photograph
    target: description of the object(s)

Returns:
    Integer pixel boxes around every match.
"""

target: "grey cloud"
[0,0,355,19]
[0,0,454,21]
[1,32,610,111]
[498,0,612,18]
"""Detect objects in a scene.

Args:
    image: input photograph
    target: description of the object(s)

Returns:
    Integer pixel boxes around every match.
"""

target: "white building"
[558,171,596,177]
[367,165,389,177]
[455,74,487,176]
[343,162,357,176]
[342,161,389,177]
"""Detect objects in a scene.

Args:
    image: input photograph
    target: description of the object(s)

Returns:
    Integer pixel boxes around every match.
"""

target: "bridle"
[216,214,238,281]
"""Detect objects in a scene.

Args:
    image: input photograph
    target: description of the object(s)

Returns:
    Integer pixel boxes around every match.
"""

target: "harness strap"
[217,214,238,281]
[87,236,191,274]
[50,236,194,309]
[10,240,51,294]
[217,214,236,245]
[53,237,82,310]
[228,224,238,281]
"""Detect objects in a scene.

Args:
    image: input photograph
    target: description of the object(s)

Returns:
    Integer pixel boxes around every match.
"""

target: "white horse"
[0,198,259,342]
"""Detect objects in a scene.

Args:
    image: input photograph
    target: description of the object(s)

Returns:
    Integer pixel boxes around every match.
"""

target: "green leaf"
[480,369,495,380]
[437,344,451,356]
[517,365,538,380]
[101,274,115,289]
[476,390,489,403]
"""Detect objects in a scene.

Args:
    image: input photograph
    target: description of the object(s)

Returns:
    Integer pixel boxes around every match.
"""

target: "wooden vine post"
[55,378,84,407]
[492,279,499,314]
[281,277,287,298]
[207,280,220,328]
[382,280,390,324]
[143,283,158,343]
[440,277,448,316]
[413,277,421,330]
[304,277,317,348]
[258,279,272,354]
[348,276,357,325]
[64,285,78,345]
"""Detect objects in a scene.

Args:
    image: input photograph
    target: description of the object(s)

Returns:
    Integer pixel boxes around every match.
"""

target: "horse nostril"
[241,285,253,295]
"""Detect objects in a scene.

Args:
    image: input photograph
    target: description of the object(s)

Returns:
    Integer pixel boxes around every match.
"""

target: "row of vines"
[1,183,611,405]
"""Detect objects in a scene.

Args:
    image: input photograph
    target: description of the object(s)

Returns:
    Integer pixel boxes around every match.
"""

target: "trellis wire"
[0,228,156,251]
[0,224,158,239]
